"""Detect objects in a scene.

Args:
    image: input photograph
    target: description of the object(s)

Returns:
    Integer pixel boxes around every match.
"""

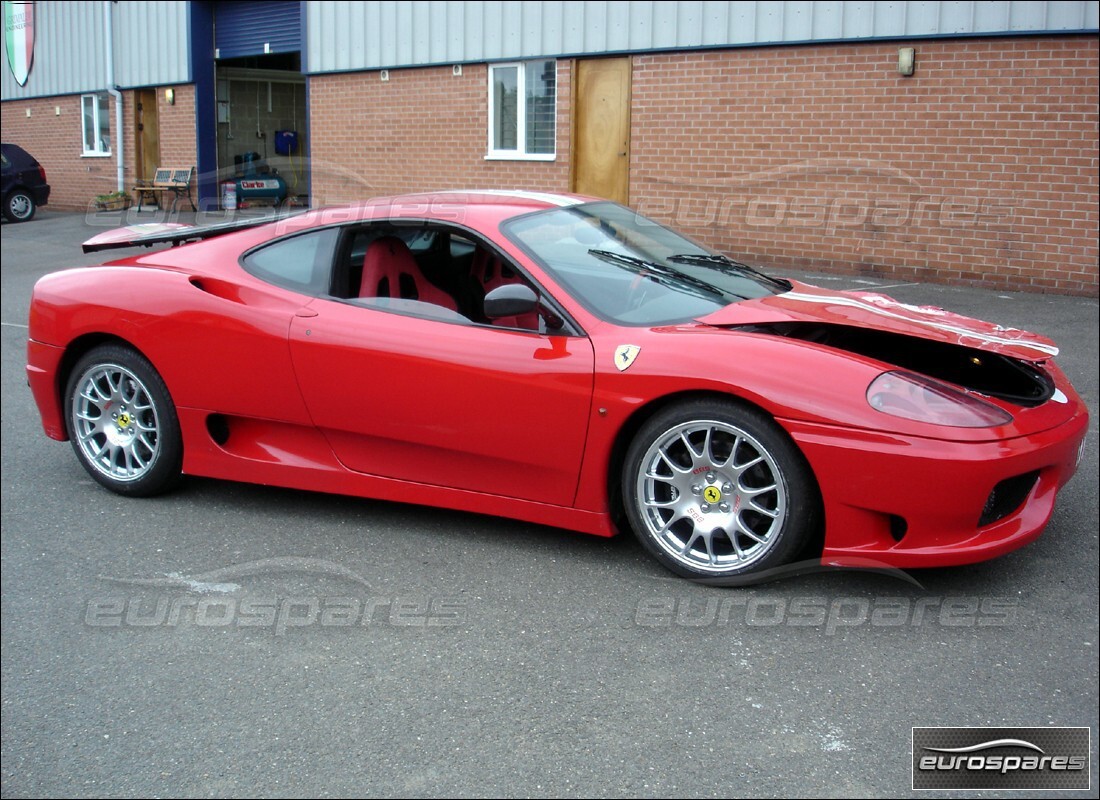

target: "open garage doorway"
[215,53,309,209]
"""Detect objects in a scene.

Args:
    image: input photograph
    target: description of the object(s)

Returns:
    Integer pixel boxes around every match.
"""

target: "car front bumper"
[783,407,1089,568]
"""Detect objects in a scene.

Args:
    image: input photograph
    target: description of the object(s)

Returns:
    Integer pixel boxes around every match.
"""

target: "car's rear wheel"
[65,345,182,496]
[4,190,36,222]
[623,399,820,584]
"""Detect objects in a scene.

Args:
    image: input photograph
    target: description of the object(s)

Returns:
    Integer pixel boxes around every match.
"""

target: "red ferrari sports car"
[27,191,1088,583]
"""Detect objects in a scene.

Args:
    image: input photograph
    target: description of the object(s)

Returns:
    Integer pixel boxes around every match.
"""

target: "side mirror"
[484,284,538,319]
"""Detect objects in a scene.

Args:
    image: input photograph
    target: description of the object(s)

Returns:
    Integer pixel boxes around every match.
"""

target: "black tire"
[4,189,36,222]
[622,398,820,585]
[65,344,183,497]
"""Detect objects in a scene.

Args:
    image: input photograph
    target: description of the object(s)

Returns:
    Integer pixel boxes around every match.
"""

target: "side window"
[487,61,556,160]
[330,223,544,332]
[81,93,111,156]
[243,228,339,294]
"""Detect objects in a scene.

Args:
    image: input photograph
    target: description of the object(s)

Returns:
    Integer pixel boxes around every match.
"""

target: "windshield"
[502,202,786,325]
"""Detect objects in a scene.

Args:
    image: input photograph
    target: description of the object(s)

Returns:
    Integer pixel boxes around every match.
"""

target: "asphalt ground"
[2,209,1098,798]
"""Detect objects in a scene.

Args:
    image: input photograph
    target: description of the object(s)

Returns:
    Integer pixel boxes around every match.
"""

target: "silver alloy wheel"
[9,193,33,220]
[635,419,788,573]
[71,362,161,482]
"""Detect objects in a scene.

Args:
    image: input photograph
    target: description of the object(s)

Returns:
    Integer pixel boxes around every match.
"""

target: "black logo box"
[912,727,1090,791]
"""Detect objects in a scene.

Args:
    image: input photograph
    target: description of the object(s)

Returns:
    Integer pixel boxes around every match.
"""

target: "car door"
[288,227,596,507]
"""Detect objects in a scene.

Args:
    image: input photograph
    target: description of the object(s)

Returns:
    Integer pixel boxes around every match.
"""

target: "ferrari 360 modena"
[26,191,1088,583]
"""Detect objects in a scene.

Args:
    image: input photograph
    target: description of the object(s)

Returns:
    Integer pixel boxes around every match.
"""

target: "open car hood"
[697,280,1058,362]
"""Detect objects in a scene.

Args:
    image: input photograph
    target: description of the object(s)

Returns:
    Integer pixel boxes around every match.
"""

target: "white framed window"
[81,93,111,156]
[487,60,556,161]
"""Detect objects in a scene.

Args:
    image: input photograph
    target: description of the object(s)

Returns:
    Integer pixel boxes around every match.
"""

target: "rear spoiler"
[82,210,307,254]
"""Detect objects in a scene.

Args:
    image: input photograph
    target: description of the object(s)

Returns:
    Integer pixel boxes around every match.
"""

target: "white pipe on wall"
[104,1,124,193]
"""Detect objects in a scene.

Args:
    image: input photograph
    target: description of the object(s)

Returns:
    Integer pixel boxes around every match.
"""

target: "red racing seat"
[359,236,457,311]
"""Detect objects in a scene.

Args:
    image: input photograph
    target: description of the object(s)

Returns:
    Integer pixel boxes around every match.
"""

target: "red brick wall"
[6,35,1096,295]
[309,61,572,204]
[125,84,198,181]
[2,86,196,211]
[2,93,120,210]
[630,36,1098,296]
[309,36,1097,296]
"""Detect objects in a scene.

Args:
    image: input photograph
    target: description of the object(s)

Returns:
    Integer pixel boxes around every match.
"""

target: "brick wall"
[630,36,1098,296]
[309,35,1096,296]
[152,84,198,178]
[2,85,196,212]
[2,93,120,210]
[5,35,1096,295]
[309,61,572,204]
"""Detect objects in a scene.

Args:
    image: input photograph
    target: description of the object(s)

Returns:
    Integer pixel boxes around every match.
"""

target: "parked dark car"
[1,142,50,222]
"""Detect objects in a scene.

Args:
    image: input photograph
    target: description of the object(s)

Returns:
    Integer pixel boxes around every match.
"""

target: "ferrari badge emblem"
[614,344,641,371]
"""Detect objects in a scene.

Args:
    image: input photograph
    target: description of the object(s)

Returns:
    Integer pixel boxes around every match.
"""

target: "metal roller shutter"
[214,1,302,60]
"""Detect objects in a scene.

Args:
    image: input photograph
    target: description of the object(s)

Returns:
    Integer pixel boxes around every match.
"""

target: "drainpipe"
[104,0,124,193]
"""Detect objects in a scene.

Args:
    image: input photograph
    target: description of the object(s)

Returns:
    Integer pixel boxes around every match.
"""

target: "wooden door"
[572,57,631,204]
[134,89,160,182]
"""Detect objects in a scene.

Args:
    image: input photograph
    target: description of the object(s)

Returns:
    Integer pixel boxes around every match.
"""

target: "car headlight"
[866,371,1013,428]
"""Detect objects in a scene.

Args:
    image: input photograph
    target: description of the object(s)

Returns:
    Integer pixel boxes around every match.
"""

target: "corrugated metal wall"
[1,1,189,100]
[115,1,190,89]
[1,1,106,98]
[3,1,1098,99]
[305,0,1100,73]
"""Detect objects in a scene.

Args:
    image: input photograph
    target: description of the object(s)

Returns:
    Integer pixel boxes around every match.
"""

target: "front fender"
[570,324,1082,515]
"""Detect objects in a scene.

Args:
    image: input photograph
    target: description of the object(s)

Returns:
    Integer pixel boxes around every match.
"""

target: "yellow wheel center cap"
[117,413,132,429]
[702,486,722,504]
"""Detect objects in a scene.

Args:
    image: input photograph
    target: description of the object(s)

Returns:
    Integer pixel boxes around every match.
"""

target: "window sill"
[81,152,113,158]
[484,152,556,162]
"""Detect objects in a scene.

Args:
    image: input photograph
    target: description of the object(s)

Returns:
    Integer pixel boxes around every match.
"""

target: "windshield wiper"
[667,253,791,290]
[587,249,748,301]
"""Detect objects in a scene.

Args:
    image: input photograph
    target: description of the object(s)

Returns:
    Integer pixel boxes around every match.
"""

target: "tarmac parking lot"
[2,209,1097,798]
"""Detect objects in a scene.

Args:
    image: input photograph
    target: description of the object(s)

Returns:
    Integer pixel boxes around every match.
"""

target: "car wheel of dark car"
[624,398,821,584]
[4,189,35,222]
[65,345,183,497]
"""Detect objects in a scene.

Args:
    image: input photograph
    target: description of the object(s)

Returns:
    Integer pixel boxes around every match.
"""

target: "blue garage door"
[215,1,302,59]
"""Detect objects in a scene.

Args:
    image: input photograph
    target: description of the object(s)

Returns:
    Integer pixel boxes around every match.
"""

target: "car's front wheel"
[623,399,820,584]
[4,189,36,222]
[65,345,183,496]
